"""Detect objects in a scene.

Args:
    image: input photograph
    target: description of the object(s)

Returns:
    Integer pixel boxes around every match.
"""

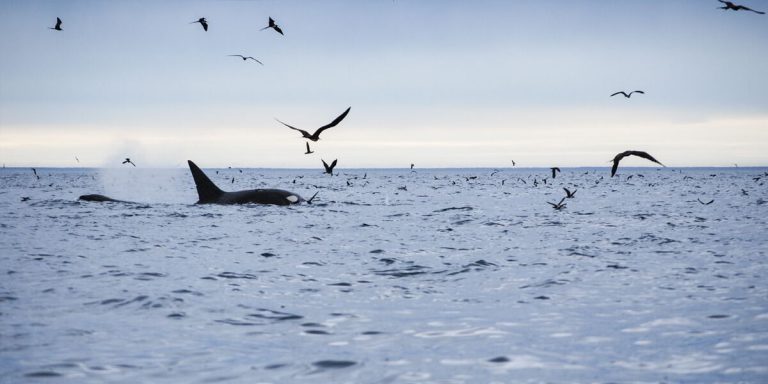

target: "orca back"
[188,160,224,203]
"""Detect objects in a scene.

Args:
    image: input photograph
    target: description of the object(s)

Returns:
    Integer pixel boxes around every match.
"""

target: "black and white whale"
[188,160,316,205]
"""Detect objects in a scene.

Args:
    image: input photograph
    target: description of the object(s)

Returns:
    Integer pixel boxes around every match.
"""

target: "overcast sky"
[1,0,767,168]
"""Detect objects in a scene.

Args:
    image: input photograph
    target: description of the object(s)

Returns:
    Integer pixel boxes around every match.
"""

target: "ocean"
[1,166,767,383]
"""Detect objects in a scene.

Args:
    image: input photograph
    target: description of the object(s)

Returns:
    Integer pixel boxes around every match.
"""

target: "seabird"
[122,158,136,167]
[304,142,314,155]
[564,187,577,198]
[260,17,284,35]
[49,17,62,31]
[228,55,263,65]
[550,167,560,178]
[410,163,415,170]
[610,90,645,98]
[698,198,715,205]
[718,0,765,14]
[610,150,664,177]
[31,168,40,180]
[548,197,567,210]
[511,160,516,166]
[322,159,337,175]
[278,107,351,142]
[191,18,208,31]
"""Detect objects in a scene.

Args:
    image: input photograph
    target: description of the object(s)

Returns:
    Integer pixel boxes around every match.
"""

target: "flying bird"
[511,160,516,166]
[49,17,62,31]
[122,158,136,167]
[191,18,208,31]
[550,167,561,178]
[698,198,715,205]
[564,187,577,198]
[31,168,40,180]
[322,159,337,175]
[610,90,645,98]
[610,150,664,177]
[548,197,567,210]
[718,0,765,14]
[410,163,415,170]
[304,142,314,155]
[261,17,283,35]
[228,55,263,65]
[278,107,351,142]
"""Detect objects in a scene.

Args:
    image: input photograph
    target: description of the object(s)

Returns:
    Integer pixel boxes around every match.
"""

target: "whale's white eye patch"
[286,195,299,203]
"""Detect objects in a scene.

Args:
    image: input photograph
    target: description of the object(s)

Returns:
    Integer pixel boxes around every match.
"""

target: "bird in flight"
[228,55,263,65]
[698,198,715,205]
[122,158,136,167]
[511,160,516,166]
[718,1,765,14]
[278,107,351,142]
[191,18,208,31]
[31,168,40,180]
[261,17,284,35]
[49,17,63,31]
[550,167,561,179]
[610,150,664,177]
[304,142,314,155]
[548,197,567,211]
[611,90,644,98]
[322,159,337,175]
[564,187,577,198]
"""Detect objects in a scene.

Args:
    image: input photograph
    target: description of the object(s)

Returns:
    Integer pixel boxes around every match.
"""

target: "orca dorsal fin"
[188,160,224,203]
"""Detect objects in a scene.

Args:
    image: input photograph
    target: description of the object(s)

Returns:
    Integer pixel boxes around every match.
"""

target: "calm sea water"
[1,167,767,383]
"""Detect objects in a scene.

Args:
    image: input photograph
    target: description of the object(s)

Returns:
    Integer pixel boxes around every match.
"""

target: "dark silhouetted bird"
[718,0,764,14]
[548,197,567,210]
[191,18,208,31]
[304,142,314,155]
[410,163,415,169]
[31,168,40,180]
[261,17,283,35]
[322,159,337,175]
[122,158,136,167]
[21,197,31,202]
[564,187,577,198]
[278,107,351,141]
[610,150,664,177]
[698,198,714,205]
[611,90,645,98]
[228,55,263,65]
[511,159,516,166]
[550,167,560,178]
[49,17,62,31]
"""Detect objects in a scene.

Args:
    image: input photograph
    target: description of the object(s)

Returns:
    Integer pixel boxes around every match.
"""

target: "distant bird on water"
[278,107,351,142]
[610,150,664,177]
[698,198,715,205]
[261,17,284,35]
[718,0,765,14]
[122,158,136,167]
[304,142,314,155]
[322,159,337,175]
[611,90,644,98]
[191,18,208,31]
[228,55,263,65]
[550,167,560,178]
[49,17,62,31]
[548,197,567,211]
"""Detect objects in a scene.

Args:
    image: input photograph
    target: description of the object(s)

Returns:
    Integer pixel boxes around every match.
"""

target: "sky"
[1,0,767,168]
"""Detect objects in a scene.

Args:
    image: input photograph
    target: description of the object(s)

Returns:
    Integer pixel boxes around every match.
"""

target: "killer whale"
[188,160,315,205]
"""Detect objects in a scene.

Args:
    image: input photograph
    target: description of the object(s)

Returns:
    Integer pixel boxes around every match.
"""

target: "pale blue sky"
[1,0,767,167]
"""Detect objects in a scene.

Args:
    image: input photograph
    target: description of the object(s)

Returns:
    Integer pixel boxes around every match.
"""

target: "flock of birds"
[39,1,765,209]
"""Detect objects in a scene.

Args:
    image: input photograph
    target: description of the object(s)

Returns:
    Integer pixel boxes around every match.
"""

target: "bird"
[228,55,263,65]
[548,197,567,210]
[75,156,79,163]
[21,197,31,202]
[564,187,577,198]
[698,198,715,205]
[304,142,314,155]
[261,17,284,35]
[278,107,351,142]
[511,160,516,166]
[322,159,337,175]
[122,158,136,167]
[718,0,765,14]
[610,150,664,177]
[31,168,40,180]
[410,163,415,170]
[550,167,561,178]
[191,18,208,31]
[610,90,645,98]
[49,17,62,31]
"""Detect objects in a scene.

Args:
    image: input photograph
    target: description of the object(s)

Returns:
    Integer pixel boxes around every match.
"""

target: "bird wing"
[611,159,620,177]
[563,187,571,195]
[56,17,62,28]
[229,55,245,58]
[312,107,351,138]
[629,151,664,167]
[330,159,338,169]
[631,90,645,95]
[277,119,311,137]
[322,159,330,171]
[610,92,626,97]
[306,142,311,152]
[249,58,264,65]
[202,22,208,31]
[547,202,556,207]
[274,25,284,35]
[268,17,275,26]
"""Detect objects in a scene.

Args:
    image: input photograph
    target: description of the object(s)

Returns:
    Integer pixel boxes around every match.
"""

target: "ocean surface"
[1,166,767,383]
